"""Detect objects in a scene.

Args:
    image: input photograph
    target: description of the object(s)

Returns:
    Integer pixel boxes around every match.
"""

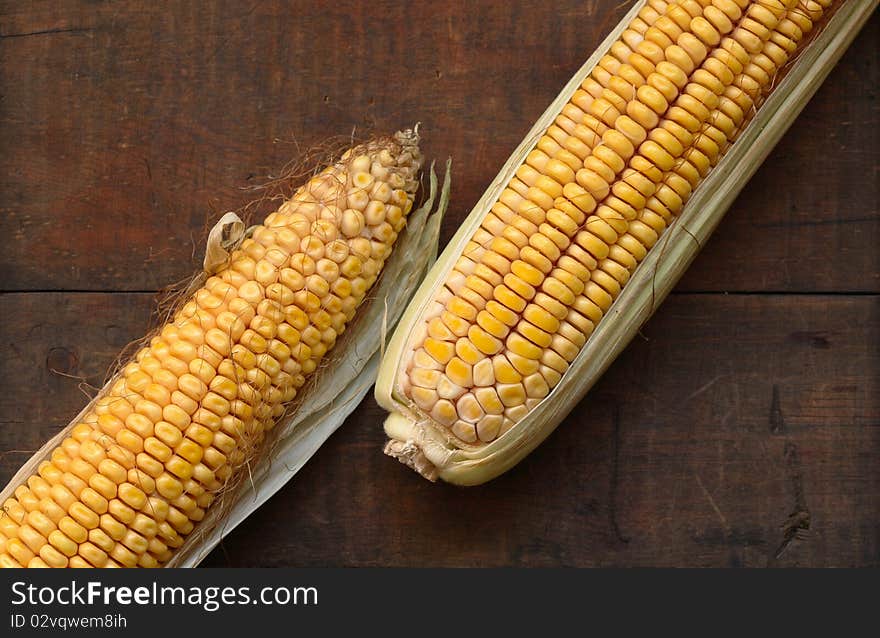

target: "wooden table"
[1,1,876,567]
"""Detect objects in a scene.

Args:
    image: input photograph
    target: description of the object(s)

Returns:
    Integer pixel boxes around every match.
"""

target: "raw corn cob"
[376,0,874,484]
[0,130,424,568]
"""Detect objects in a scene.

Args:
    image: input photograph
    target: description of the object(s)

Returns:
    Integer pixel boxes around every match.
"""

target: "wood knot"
[46,347,78,375]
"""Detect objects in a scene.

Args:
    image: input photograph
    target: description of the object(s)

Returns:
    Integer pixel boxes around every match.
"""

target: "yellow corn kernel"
[56,518,88,548]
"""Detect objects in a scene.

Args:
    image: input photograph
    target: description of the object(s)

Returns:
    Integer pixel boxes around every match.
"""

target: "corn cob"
[0,130,423,568]
[376,0,873,484]
[405,0,823,440]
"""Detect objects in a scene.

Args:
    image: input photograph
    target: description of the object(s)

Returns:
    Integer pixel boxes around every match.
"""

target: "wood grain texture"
[0,293,875,566]
[0,0,877,567]
[0,2,877,292]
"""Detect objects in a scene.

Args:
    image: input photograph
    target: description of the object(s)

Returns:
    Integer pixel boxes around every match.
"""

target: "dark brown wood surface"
[0,1,876,567]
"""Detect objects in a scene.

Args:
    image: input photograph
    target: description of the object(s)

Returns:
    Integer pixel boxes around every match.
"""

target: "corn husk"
[375,0,877,485]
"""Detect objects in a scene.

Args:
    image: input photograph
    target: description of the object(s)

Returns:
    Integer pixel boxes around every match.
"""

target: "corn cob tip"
[394,123,420,146]
[386,126,423,195]
[383,438,439,483]
[382,405,443,482]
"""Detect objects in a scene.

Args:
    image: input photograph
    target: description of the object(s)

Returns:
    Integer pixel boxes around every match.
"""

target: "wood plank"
[1,292,875,566]
[0,293,156,469]
[0,2,876,292]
